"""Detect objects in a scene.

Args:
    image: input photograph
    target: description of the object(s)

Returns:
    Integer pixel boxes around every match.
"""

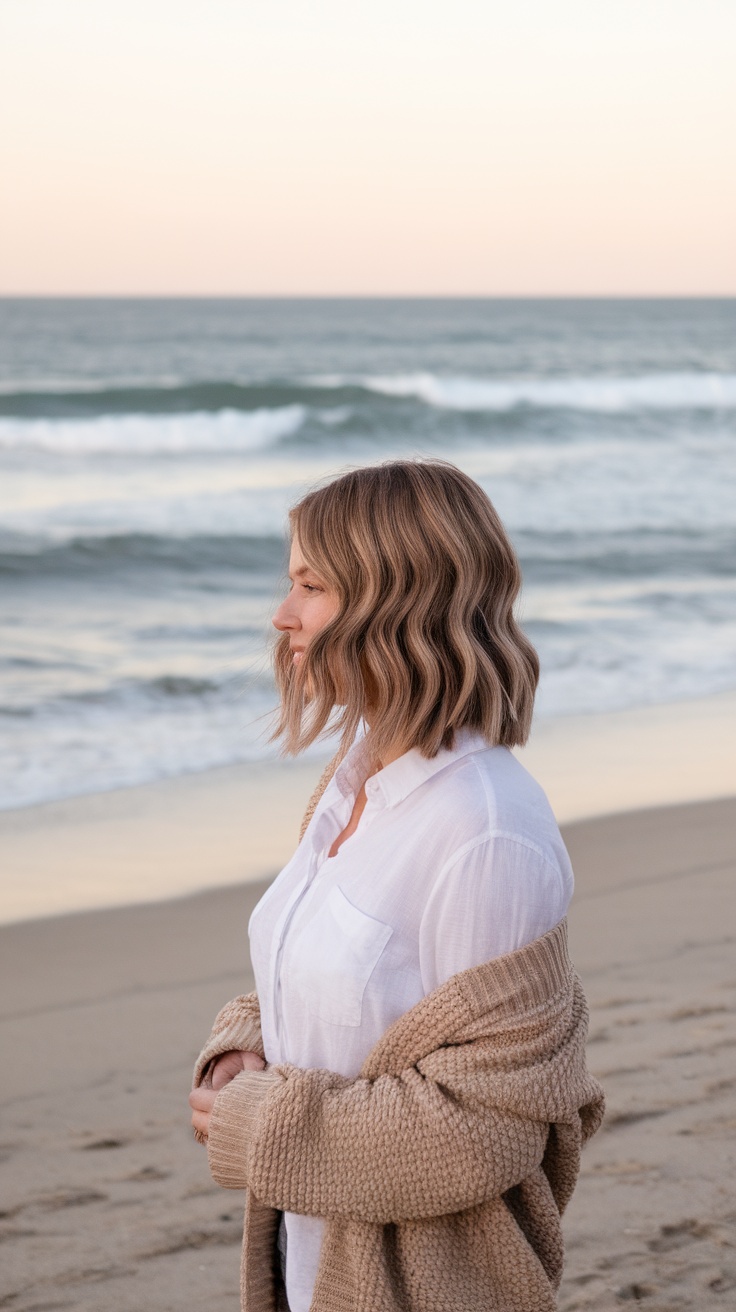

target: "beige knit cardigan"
[193,917,604,1312]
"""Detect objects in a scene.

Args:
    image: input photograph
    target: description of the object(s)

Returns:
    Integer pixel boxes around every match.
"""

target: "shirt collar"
[333,727,490,811]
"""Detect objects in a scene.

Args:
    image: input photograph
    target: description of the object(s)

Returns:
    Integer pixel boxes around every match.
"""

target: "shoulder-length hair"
[272,459,538,761]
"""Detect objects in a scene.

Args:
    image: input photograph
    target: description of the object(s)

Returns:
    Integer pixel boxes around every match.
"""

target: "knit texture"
[193,991,265,1088]
[194,919,604,1312]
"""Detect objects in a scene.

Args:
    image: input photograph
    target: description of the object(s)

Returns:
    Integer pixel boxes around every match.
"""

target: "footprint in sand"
[603,1107,669,1130]
[35,1188,109,1211]
[668,1004,728,1021]
[647,1218,711,1252]
[616,1282,657,1301]
[123,1165,171,1182]
[80,1136,129,1151]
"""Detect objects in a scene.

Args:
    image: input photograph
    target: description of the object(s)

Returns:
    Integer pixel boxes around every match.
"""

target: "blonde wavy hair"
[272,459,538,762]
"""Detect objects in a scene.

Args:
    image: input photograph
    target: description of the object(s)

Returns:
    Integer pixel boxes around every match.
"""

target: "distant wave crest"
[361,371,736,412]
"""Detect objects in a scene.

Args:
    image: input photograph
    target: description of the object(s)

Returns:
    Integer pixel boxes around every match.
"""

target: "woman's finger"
[241,1051,266,1072]
[191,1108,211,1139]
[189,1086,217,1113]
[210,1051,244,1090]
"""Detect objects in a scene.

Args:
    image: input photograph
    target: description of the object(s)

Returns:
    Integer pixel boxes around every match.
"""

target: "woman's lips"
[292,650,304,665]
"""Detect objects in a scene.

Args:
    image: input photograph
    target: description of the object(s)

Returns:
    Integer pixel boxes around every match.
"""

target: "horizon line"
[2,292,736,302]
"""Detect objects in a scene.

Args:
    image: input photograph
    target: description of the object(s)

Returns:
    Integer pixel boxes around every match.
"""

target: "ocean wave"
[0,380,360,420]
[0,405,306,455]
[0,531,286,577]
[3,370,736,424]
[0,670,252,720]
[515,527,736,584]
[5,522,734,593]
[360,371,736,412]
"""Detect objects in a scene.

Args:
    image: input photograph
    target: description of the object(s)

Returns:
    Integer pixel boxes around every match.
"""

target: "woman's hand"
[210,1048,265,1089]
[190,1049,265,1143]
[189,1084,217,1143]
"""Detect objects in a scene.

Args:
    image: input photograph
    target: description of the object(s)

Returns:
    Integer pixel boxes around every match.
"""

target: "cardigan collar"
[360,918,573,1078]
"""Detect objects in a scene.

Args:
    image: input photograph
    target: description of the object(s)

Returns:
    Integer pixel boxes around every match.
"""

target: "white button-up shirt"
[248,730,574,1312]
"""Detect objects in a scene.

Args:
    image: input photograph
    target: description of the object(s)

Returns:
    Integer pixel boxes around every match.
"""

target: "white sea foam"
[360,371,736,412]
[316,406,352,426]
[0,677,329,812]
[0,405,306,455]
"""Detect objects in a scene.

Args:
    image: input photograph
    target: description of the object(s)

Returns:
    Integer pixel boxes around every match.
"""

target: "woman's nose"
[272,597,298,632]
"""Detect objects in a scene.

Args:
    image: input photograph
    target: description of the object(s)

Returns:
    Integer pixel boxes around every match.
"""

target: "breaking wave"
[0,404,306,455]
[2,371,736,427]
[360,370,736,412]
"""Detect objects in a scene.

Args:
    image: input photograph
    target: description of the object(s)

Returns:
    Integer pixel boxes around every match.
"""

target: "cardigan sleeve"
[192,991,264,1089]
[205,983,603,1223]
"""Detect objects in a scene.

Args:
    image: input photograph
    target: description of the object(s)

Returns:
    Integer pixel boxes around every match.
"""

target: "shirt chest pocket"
[286,885,393,1027]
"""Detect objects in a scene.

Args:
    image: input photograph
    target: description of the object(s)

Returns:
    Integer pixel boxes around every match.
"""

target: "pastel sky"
[1,0,735,294]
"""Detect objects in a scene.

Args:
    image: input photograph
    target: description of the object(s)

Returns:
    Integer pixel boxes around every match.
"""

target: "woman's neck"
[364,738,409,776]
[360,713,410,774]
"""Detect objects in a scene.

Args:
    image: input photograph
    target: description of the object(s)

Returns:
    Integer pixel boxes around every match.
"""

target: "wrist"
[207,1067,285,1190]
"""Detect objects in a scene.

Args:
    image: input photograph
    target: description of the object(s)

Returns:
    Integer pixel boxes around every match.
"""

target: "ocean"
[1,298,735,811]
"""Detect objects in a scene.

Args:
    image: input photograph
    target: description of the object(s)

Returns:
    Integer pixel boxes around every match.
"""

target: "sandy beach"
[1,734,735,1309]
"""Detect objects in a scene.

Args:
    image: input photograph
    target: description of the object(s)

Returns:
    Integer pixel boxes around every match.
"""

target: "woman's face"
[272,537,339,666]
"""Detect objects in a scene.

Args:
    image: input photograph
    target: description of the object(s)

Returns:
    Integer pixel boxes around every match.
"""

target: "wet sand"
[1,796,735,1310]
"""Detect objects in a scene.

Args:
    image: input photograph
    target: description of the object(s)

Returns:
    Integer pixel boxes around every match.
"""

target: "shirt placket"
[269,799,351,1056]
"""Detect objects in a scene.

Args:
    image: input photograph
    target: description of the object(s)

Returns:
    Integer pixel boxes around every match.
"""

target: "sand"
[0,757,325,924]
[1,793,735,1307]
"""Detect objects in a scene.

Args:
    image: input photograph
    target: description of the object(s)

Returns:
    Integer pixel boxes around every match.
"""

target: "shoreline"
[2,688,736,926]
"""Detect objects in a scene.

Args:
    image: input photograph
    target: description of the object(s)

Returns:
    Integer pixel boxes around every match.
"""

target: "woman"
[189,460,604,1312]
